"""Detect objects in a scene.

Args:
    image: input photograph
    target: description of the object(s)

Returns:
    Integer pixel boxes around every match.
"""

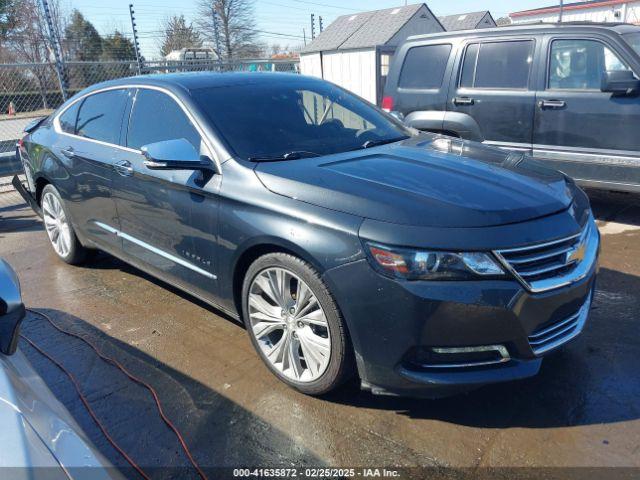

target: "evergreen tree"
[64,9,103,61]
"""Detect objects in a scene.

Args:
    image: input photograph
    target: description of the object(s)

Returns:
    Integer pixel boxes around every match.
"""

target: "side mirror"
[601,70,640,94]
[141,138,213,171]
[0,259,25,356]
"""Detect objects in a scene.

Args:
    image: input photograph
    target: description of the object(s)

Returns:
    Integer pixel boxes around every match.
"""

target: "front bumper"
[323,250,597,398]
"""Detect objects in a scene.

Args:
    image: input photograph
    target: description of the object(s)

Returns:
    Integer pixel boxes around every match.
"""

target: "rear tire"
[40,184,89,265]
[242,253,355,395]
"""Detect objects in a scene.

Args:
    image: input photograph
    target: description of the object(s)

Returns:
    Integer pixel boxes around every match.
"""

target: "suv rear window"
[460,41,533,89]
[398,44,452,89]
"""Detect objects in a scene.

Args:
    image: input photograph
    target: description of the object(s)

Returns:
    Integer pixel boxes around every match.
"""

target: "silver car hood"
[0,349,121,478]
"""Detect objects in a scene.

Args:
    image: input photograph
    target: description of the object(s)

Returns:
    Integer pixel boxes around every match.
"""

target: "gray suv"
[383,22,640,193]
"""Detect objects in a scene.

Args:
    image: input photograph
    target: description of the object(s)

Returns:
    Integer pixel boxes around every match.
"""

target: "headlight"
[366,243,505,280]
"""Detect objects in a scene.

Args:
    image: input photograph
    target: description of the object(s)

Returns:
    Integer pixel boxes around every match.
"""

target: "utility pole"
[311,14,316,40]
[129,4,144,74]
[41,0,67,101]
[319,16,324,33]
[212,7,223,68]
[558,0,564,22]
[303,28,307,46]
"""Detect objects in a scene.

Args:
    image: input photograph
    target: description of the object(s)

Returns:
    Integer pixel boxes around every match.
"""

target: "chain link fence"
[0,58,299,175]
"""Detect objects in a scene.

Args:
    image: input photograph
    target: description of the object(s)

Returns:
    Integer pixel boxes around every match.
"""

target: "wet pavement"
[0,186,639,478]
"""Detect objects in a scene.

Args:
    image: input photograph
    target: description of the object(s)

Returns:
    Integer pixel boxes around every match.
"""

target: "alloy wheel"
[42,192,72,258]
[248,267,331,382]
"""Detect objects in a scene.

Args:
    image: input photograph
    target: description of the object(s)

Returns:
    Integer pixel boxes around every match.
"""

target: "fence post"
[41,0,68,101]
[129,4,144,75]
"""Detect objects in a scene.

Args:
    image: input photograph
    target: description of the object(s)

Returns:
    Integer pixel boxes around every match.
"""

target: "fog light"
[408,345,510,369]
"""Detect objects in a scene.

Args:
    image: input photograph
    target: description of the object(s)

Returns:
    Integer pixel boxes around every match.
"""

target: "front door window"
[548,39,634,90]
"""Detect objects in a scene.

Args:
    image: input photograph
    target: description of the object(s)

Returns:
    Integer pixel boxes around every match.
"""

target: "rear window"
[398,44,452,89]
[460,41,533,89]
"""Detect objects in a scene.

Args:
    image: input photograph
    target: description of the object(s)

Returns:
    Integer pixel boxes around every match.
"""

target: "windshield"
[624,32,640,56]
[193,79,410,160]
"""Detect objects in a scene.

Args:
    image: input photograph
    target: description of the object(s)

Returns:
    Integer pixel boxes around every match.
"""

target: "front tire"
[41,184,89,265]
[242,253,354,395]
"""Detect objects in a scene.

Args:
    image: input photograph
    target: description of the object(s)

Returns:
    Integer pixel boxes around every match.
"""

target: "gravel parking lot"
[0,185,638,478]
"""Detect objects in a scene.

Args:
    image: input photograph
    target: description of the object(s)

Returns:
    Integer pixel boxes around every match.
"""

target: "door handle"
[61,147,76,158]
[453,96,474,106]
[114,160,134,177]
[538,99,566,109]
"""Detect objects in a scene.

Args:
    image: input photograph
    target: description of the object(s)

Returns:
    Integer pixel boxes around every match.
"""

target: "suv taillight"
[381,96,394,112]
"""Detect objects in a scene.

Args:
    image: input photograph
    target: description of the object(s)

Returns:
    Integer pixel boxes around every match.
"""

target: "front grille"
[494,218,597,293]
[528,294,592,356]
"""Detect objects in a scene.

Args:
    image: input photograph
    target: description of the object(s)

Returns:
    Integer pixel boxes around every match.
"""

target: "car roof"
[406,21,640,42]
[79,72,316,97]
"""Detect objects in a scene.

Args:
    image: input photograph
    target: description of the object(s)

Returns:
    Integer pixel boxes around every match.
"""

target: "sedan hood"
[254,136,573,228]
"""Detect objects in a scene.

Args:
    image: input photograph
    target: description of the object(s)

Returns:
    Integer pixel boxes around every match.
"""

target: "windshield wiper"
[248,150,321,162]
[360,136,410,149]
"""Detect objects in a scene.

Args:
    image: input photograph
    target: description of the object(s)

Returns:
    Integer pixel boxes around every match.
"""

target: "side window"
[549,39,632,90]
[460,43,479,88]
[76,89,129,145]
[127,89,201,152]
[398,44,452,89]
[460,40,533,89]
[58,102,80,134]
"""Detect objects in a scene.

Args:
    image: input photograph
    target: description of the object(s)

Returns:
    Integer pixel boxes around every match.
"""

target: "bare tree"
[0,0,18,41]
[496,16,512,26]
[4,0,66,109]
[196,0,261,60]
[160,15,202,57]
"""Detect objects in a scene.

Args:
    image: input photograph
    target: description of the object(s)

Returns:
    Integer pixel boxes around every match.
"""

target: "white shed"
[438,11,497,31]
[299,3,444,105]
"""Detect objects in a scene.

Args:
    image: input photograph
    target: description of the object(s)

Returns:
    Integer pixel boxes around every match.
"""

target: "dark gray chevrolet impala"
[13,73,599,397]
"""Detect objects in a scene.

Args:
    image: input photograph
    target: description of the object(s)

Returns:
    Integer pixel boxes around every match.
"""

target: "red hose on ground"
[22,308,209,480]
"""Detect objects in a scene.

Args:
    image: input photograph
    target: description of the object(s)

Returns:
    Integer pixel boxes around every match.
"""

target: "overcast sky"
[62,0,552,59]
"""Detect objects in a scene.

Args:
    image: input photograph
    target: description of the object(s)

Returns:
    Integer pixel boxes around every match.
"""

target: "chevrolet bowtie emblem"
[566,243,586,264]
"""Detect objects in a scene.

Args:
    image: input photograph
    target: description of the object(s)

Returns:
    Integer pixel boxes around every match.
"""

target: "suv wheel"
[242,253,354,395]
[41,184,89,265]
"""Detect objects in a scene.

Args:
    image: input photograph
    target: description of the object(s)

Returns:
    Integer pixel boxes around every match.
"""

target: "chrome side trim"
[94,222,217,280]
[52,84,222,172]
[574,178,640,194]
[484,140,531,152]
[532,145,640,167]
[421,345,511,369]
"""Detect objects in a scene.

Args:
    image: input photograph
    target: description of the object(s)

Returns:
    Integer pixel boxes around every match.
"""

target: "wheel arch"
[34,174,52,205]
[404,110,484,142]
[230,237,327,324]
